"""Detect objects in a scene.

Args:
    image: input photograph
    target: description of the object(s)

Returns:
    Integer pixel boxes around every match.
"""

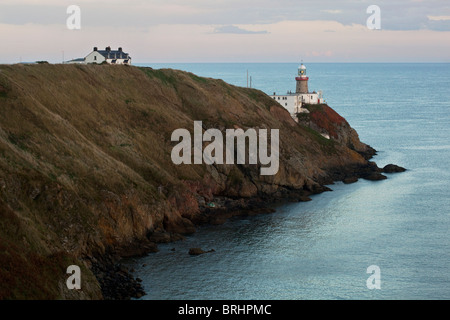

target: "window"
[94,56,97,61]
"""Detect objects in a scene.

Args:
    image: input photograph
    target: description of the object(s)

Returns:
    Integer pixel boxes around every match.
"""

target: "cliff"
[0,64,400,299]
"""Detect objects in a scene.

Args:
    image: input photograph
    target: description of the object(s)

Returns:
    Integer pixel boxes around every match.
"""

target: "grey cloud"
[0,0,449,31]
[426,19,450,31]
[0,5,63,25]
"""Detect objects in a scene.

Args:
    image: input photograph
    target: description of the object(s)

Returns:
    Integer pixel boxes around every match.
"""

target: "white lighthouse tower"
[269,63,325,119]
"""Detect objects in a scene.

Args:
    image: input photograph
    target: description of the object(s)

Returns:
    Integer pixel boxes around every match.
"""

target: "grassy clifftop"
[0,64,376,299]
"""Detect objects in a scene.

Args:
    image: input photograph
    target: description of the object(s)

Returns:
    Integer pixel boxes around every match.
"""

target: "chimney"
[106,46,111,52]
[118,47,122,52]
[93,47,98,51]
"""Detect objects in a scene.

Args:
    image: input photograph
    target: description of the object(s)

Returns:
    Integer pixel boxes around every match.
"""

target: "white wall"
[270,93,325,114]
[298,93,319,104]
[269,94,300,115]
[84,51,106,64]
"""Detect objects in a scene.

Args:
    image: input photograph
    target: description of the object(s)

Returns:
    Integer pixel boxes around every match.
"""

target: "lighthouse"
[295,63,309,94]
[269,63,325,119]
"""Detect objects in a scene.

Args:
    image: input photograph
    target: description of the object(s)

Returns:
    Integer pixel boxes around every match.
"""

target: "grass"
[0,76,10,98]
[0,197,97,299]
[187,72,208,84]
[7,133,30,151]
[138,67,177,87]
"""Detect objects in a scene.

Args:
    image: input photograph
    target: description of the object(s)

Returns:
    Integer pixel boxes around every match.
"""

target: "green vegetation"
[241,87,265,104]
[0,76,10,98]
[138,67,177,86]
[187,72,208,84]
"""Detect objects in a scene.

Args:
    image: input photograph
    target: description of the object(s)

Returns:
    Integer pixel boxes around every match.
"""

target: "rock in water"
[383,164,406,173]
[343,177,358,184]
[364,173,388,181]
[188,248,215,255]
[189,248,206,255]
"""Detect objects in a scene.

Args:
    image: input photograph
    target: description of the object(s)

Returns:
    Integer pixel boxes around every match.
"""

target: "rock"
[116,240,158,258]
[298,195,312,202]
[147,231,172,243]
[363,173,387,181]
[188,248,215,256]
[165,216,197,235]
[91,260,146,300]
[119,265,128,274]
[383,164,406,173]
[189,248,206,255]
[343,177,358,184]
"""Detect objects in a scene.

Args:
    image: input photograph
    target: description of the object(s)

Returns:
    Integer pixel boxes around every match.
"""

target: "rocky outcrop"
[0,64,404,299]
[297,104,377,159]
[188,248,215,256]
[383,164,407,173]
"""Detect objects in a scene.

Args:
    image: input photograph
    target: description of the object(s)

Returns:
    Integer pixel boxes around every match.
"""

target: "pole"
[247,70,248,88]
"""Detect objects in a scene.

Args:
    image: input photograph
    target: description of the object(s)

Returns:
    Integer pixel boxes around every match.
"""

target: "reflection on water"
[127,170,450,299]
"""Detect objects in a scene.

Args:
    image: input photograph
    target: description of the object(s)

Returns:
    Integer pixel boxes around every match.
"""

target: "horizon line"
[2,61,450,65]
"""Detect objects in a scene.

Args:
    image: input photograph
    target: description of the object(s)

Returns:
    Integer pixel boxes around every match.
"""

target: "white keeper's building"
[270,64,324,117]
[67,47,131,65]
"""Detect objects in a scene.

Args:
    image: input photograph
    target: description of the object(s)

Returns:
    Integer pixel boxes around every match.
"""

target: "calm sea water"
[129,63,450,300]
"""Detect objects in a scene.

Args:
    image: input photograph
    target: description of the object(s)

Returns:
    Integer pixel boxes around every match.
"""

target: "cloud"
[1,19,449,63]
[213,25,268,34]
[1,1,450,63]
[427,15,450,21]
[1,0,450,31]
[321,10,343,14]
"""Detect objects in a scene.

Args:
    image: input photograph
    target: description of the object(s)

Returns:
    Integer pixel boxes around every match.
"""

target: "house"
[66,47,132,65]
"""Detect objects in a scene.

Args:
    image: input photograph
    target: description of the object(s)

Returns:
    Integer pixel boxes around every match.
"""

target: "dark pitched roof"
[96,48,131,60]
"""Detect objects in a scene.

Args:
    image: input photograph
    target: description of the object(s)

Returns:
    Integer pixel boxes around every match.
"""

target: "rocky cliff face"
[0,64,399,299]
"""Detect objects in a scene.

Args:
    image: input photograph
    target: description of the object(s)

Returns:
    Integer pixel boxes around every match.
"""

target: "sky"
[0,0,449,63]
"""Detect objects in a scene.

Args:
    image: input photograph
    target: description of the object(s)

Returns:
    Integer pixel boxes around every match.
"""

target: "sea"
[127,63,450,300]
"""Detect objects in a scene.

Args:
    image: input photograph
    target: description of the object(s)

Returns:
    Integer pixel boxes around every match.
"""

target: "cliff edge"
[0,64,402,299]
